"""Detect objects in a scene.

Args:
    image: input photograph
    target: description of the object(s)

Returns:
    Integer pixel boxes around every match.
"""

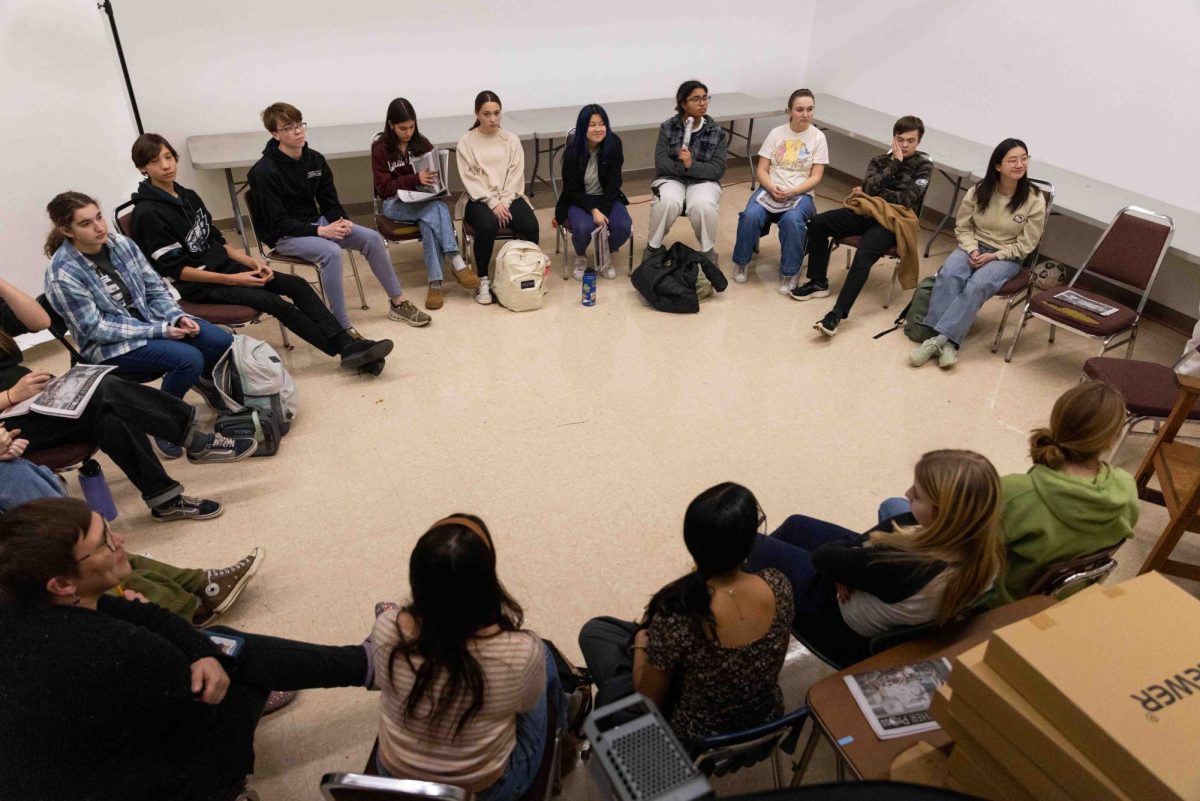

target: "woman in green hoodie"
[992,381,1138,605]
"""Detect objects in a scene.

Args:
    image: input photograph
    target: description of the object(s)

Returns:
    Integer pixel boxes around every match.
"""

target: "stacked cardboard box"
[930,573,1200,801]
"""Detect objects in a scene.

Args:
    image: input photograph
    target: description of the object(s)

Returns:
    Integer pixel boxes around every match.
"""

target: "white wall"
[1,2,141,295]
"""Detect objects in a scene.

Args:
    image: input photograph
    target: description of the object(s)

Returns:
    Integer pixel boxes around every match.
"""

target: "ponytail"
[44,191,98,258]
[1030,383,1127,469]
[1029,429,1067,469]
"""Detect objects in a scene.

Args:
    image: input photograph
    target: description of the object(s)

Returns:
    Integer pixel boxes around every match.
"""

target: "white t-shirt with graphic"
[757,124,829,194]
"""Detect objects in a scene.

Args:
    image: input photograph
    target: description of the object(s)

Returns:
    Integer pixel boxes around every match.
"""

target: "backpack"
[493,240,550,312]
[214,408,283,458]
[212,334,297,445]
[874,275,937,342]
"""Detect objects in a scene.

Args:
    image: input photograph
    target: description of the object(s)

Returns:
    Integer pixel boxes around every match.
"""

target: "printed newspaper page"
[843,657,952,740]
[29,365,117,419]
[396,149,450,203]
[1054,289,1118,316]
[590,224,611,270]
[755,192,801,214]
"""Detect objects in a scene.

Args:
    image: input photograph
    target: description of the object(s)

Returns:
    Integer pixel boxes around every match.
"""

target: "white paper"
[396,149,450,203]
[1053,289,1119,317]
[591,223,611,270]
[1,365,117,420]
[755,192,801,214]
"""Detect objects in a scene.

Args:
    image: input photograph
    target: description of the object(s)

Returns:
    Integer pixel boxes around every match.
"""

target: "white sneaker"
[733,264,748,283]
[475,278,493,305]
[601,263,617,280]
[778,274,798,294]
[572,256,586,281]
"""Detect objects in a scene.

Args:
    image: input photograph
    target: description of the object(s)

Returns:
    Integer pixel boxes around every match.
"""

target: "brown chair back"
[1084,207,1173,290]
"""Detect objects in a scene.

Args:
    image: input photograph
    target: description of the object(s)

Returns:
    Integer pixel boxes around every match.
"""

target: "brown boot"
[452,266,481,290]
[425,283,444,310]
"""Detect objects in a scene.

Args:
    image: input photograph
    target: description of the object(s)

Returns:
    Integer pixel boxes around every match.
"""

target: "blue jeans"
[922,245,1020,345]
[382,198,461,282]
[565,201,633,257]
[744,514,861,617]
[732,191,816,276]
[274,217,404,328]
[103,318,232,400]
[0,458,65,512]
[878,497,911,524]
[377,644,564,801]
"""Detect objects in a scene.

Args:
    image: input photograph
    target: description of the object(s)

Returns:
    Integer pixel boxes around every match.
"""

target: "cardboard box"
[946,737,1036,801]
[983,573,1200,801]
[932,686,1074,801]
[951,644,1131,801]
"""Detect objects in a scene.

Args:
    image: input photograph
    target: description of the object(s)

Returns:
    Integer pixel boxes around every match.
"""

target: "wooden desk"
[803,595,1057,782]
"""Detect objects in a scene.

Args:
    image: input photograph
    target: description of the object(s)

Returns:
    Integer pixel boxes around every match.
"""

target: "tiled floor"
[25,171,1197,799]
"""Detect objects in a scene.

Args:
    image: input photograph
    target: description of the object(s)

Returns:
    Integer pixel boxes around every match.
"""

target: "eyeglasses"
[686,95,710,104]
[76,520,117,563]
[1003,155,1030,166]
[276,122,307,135]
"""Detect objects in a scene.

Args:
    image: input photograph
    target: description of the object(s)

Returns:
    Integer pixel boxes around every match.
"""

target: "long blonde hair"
[868,450,1004,625]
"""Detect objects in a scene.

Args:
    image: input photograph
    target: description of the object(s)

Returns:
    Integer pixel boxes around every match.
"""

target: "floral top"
[646,568,794,743]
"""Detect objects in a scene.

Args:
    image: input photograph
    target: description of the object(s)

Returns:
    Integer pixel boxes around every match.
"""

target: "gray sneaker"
[388,299,432,327]
[938,343,959,368]
[910,337,942,367]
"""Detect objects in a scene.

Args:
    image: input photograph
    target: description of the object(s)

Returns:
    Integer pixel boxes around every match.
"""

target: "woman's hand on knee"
[190,656,230,704]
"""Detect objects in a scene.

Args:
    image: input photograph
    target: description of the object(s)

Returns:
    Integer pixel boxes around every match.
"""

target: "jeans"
[382,198,461,282]
[178,270,347,357]
[922,245,1021,345]
[732,191,816,276]
[565,201,633,257]
[375,643,563,801]
[0,458,64,512]
[878,497,912,525]
[744,514,861,618]
[103,318,232,400]
[274,217,404,328]
[804,207,898,317]
[463,199,540,277]
[13,376,192,508]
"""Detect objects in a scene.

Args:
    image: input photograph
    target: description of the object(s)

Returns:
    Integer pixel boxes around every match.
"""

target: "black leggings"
[463,198,540,276]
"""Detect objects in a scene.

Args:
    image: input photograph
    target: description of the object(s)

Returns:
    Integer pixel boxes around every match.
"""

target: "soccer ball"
[1032,260,1065,290]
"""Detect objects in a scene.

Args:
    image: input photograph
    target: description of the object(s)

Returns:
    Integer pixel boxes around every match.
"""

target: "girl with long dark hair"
[372,515,562,801]
[911,138,1046,367]
[552,104,631,280]
[372,97,478,310]
[578,483,793,744]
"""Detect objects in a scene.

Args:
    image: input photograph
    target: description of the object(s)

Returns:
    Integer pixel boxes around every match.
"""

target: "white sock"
[451,254,467,272]
[933,334,949,347]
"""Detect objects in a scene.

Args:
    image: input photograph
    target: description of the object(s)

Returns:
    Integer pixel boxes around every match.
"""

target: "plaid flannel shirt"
[45,232,187,364]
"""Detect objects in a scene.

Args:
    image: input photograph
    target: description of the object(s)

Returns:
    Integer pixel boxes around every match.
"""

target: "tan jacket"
[455,128,526,208]
[843,194,920,289]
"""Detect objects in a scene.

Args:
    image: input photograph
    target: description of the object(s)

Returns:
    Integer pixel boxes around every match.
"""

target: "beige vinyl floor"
[23,169,1199,799]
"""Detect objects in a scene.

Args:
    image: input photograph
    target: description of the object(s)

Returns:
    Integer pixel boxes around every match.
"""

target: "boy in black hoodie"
[129,134,393,374]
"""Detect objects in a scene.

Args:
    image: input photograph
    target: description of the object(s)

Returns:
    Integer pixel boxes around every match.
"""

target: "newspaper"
[0,365,117,420]
[396,149,450,203]
[755,192,801,214]
[1054,289,1118,317]
[843,657,952,740]
[590,223,611,271]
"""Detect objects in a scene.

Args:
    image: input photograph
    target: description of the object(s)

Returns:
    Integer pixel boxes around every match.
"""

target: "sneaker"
[388,299,432,327]
[601,263,617,280]
[193,379,228,412]
[701,249,719,268]
[910,337,943,367]
[789,280,830,301]
[452,266,481,289]
[339,338,393,371]
[151,495,224,522]
[779,274,799,295]
[814,310,842,337]
[264,690,299,715]
[572,256,587,281]
[938,343,959,368]
[358,359,386,377]
[641,244,664,263]
[733,264,748,283]
[186,432,258,464]
[192,604,219,628]
[195,547,264,617]
[154,437,183,460]
[425,284,444,311]
[476,278,493,305]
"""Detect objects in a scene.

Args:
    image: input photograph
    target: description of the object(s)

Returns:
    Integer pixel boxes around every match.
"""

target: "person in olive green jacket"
[991,381,1138,606]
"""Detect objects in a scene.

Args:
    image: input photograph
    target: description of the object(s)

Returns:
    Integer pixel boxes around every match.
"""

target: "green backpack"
[874,275,938,342]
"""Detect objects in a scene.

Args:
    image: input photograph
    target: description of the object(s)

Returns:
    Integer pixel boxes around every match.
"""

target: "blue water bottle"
[582,266,597,306]
[79,459,119,521]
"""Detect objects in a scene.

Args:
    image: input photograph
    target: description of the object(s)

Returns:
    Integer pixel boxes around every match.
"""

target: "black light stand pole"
[98,0,144,134]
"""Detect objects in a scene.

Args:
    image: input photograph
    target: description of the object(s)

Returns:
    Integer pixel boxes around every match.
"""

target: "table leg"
[923,170,964,258]
[528,135,542,197]
[226,168,250,256]
[747,117,757,190]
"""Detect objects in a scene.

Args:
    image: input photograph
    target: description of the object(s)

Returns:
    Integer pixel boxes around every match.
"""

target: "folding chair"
[319,774,470,801]
[243,187,369,311]
[1004,205,1174,363]
[690,706,812,790]
[550,129,635,279]
[369,132,427,254]
[1081,345,1200,460]
[1025,544,1120,598]
[834,151,933,309]
[988,178,1055,353]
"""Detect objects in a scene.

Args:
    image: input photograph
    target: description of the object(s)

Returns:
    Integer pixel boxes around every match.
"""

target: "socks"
[430,279,443,290]
[450,254,467,272]
[933,335,949,347]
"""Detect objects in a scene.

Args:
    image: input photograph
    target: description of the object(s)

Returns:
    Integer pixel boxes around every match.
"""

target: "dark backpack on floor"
[875,275,938,342]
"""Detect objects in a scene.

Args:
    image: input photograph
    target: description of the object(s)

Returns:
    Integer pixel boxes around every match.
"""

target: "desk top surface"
[806,594,1057,781]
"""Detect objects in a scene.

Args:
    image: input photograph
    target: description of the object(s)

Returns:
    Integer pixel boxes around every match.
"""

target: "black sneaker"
[193,379,228,412]
[815,310,842,337]
[152,495,224,522]
[358,359,386,377]
[789,280,830,301]
[186,432,258,464]
[153,437,183,460]
[340,338,394,371]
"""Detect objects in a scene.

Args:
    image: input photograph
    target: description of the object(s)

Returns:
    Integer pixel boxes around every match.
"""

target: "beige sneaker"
[388,299,432,327]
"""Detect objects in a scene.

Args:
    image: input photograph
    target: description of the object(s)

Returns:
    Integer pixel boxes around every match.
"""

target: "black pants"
[805,207,897,317]
[178,271,346,356]
[579,616,639,709]
[15,376,191,508]
[463,198,540,276]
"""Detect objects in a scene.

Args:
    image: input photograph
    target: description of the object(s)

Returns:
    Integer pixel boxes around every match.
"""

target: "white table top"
[187,114,533,171]
[506,92,787,139]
